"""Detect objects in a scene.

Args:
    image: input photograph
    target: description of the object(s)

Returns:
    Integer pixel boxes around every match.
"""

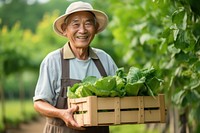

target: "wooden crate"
[68,94,166,126]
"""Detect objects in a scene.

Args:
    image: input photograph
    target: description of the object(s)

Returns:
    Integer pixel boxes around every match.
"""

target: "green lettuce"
[67,66,163,98]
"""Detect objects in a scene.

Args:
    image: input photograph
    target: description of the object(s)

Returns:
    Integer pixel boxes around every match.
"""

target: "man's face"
[63,11,98,49]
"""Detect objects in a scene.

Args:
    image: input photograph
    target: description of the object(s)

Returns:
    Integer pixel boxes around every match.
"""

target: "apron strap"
[92,58,107,77]
[61,48,70,79]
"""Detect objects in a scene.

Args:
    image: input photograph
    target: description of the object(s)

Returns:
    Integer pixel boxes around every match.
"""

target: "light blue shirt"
[33,43,118,106]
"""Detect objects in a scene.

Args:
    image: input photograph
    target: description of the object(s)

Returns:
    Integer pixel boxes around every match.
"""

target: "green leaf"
[116,67,126,78]
[172,8,187,30]
[74,84,94,98]
[168,44,181,55]
[125,82,144,96]
[147,85,155,98]
[186,90,200,104]
[141,67,156,81]
[67,86,79,98]
[146,77,163,95]
[138,87,148,96]
[67,90,78,98]
[94,76,116,91]
[172,90,185,105]
[110,90,121,97]
[115,76,126,91]
[126,67,143,83]
[175,51,189,62]
[174,30,196,52]
[82,76,98,84]
[68,83,80,92]
[181,96,188,107]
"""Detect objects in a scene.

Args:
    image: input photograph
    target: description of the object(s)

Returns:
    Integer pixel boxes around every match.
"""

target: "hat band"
[66,6,93,14]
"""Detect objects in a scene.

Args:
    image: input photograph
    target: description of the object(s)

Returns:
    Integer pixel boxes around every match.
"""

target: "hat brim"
[53,9,108,37]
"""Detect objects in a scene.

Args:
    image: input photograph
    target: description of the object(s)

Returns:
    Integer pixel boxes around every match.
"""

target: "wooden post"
[114,97,120,124]
[138,96,144,123]
[18,73,25,118]
[158,94,166,123]
[88,96,97,126]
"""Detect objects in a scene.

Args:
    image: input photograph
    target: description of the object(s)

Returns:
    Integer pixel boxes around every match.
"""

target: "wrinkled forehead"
[64,11,96,24]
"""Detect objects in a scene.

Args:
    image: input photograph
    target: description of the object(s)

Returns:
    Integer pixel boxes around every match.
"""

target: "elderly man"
[33,1,117,133]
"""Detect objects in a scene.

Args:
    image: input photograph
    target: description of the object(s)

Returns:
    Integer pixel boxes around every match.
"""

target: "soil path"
[7,117,46,133]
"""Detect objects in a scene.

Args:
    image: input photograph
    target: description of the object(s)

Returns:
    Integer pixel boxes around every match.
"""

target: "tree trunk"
[180,108,188,133]
[18,73,25,118]
[0,67,6,133]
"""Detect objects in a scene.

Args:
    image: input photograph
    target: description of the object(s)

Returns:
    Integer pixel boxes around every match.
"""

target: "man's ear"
[61,23,67,35]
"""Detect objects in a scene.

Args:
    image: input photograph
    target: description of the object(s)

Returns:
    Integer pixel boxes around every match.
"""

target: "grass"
[110,124,160,133]
[0,99,38,131]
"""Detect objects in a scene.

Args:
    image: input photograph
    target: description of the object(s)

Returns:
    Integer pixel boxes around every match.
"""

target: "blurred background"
[0,0,200,133]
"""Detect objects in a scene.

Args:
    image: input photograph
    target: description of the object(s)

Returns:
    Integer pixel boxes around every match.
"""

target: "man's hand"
[60,105,85,130]
[34,100,85,130]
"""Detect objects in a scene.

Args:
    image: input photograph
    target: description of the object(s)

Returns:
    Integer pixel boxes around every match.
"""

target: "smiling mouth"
[77,36,88,39]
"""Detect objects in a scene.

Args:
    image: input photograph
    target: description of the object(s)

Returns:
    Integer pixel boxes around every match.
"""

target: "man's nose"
[79,24,87,33]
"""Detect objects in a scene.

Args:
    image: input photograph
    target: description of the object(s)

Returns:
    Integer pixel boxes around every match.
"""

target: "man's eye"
[86,22,91,25]
[72,23,79,26]
[85,22,94,25]
[86,23,95,28]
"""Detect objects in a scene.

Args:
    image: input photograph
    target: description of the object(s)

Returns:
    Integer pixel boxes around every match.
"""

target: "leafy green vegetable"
[127,67,143,83]
[67,66,163,98]
[74,84,94,98]
[82,76,98,84]
[114,75,126,97]
[125,77,145,96]
[94,76,116,92]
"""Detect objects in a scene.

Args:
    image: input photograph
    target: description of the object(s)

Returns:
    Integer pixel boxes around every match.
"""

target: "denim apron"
[43,49,109,133]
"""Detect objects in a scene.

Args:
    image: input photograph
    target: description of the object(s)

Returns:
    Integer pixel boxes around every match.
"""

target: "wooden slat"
[114,97,120,124]
[97,97,115,109]
[121,111,138,123]
[144,110,160,122]
[88,96,98,126]
[69,97,88,103]
[74,113,85,126]
[144,96,159,107]
[98,112,114,124]
[74,102,88,111]
[138,96,144,123]
[158,94,166,123]
[120,97,139,109]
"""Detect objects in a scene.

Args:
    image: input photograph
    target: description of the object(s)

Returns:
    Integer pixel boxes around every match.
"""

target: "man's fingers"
[68,105,79,113]
[66,121,85,130]
[67,124,86,130]
[63,106,85,130]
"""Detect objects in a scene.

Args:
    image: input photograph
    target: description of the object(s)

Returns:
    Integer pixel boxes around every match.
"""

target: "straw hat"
[53,1,108,37]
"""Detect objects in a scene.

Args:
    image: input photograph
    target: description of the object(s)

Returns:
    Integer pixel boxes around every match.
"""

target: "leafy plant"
[67,66,163,98]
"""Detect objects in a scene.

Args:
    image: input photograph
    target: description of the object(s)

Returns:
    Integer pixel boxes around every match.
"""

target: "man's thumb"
[70,105,79,113]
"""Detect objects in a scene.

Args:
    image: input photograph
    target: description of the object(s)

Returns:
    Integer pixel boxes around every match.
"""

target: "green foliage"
[0,0,44,31]
[0,100,37,130]
[106,0,200,131]
[1,23,28,75]
[110,124,159,133]
[0,0,67,31]
[166,3,200,131]
[4,71,38,99]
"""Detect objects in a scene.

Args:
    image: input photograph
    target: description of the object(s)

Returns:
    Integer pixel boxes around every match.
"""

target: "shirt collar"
[63,43,98,59]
